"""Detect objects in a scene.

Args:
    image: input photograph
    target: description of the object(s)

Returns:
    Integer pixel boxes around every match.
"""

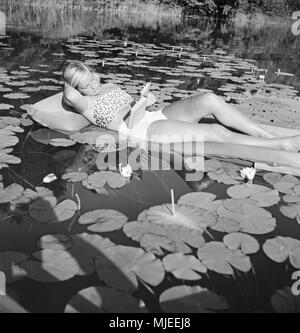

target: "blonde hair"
[63,61,94,88]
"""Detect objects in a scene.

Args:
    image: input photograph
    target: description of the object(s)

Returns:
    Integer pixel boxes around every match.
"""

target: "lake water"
[0,3,300,313]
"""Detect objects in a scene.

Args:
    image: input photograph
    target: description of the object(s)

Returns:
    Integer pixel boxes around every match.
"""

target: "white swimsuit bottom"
[118,109,167,142]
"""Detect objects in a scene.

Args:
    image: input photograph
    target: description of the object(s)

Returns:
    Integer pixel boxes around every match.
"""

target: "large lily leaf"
[197,241,252,274]
[95,245,165,291]
[163,254,207,280]
[79,209,128,232]
[263,236,300,268]
[223,233,259,254]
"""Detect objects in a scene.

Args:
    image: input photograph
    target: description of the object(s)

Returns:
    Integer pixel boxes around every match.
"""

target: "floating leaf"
[263,172,282,185]
[160,285,229,313]
[280,205,300,219]
[0,251,28,282]
[21,249,79,282]
[37,234,73,250]
[163,254,207,280]
[223,233,259,254]
[95,245,165,291]
[83,171,127,191]
[0,183,24,203]
[3,93,30,99]
[177,192,216,209]
[139,234,176,256]
[124,220,205,254]
[274,182,296,195]
[217,199,276,234]
[227,184,280,207]
[65,286,147,313]
[271,287,300,313]
[29,198,77,223]
[197,241,252,274]
[0,134,19,148]
[78,209,128,232]
[0,103,14,110]
[263,237,300,268]
[138,204,216,233]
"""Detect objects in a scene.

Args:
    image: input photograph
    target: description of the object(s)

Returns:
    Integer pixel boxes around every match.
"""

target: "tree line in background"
[161,0,300,17]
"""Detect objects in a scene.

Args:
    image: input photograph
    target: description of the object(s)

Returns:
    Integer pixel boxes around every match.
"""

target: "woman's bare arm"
[63,83,88,114]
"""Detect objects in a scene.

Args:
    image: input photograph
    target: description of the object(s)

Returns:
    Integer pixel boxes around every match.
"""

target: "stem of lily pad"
[171,189,176,216]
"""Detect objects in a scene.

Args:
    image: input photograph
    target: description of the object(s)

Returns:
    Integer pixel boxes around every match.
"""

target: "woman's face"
[76,70,101,96]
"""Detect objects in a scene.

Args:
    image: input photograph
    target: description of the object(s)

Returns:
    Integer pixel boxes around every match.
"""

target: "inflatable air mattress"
[28,92,300,174]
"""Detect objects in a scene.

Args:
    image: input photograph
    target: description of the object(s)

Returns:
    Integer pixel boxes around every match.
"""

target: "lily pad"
[271,287,300,313]
[124,220,206,254]
[159,285,229,313]
[37,234,73,250]
[139,234,176,256]
[263,237,300,268]
[95,245,165,291]
[177,192,216,209]
[279,204,300,219]
[197,241,252,274]
[227,184,280,207]
[223,233,259,254]
[216,199,276,235]
[263,172,282,185]
[65,286,147,313]
[138,204,216,233]
[0,134,19,148]
[163,254,207,280]
[78,209,128,232]
[21,249,79,282]
[29,198,77,223]
[3,93,30,99]
[82,171,128,191]
[0,104,14,110]
[0,183,24,203]
[207,161,243,185]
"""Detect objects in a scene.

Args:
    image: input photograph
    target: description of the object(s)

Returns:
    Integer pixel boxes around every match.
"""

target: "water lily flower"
[259,75,265,82]
[119,163,133,178]
[240,167,256,182]
[43,173,57,183]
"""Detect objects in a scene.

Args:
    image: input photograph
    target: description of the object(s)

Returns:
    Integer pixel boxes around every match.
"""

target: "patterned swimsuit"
[89,84,134,128]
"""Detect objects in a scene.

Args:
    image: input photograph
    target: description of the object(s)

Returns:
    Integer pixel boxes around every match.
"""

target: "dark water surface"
[0,4,300,313]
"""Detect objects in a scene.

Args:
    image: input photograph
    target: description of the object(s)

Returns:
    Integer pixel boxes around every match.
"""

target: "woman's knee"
[209,123,231,141]
[193,92,222,111]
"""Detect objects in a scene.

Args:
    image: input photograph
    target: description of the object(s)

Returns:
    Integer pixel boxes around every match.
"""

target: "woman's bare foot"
[282,135,300,152]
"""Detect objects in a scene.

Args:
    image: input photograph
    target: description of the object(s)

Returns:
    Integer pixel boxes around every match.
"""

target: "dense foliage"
[162,0,300,17]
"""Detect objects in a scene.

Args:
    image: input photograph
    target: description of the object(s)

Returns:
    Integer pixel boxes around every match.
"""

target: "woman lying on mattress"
[62,60,300,152]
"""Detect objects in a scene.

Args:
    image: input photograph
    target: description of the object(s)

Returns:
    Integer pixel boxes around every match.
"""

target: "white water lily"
[43,173,57,183]
[259,75,265,81]
[119,163,133,178]
[240,167,256,182]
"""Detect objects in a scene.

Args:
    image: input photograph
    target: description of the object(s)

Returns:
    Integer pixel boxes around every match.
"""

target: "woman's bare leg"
[146,119,300,152]
[162,92,275,138]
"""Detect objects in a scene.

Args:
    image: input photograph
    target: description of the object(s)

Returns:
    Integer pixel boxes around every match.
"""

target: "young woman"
[62,60,300,152]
